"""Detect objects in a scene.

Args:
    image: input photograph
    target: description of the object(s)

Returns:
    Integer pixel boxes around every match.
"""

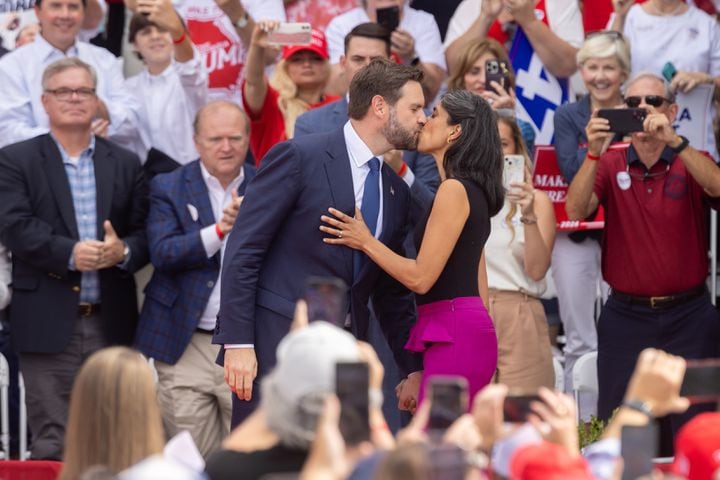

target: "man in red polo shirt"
[566,72,720,441]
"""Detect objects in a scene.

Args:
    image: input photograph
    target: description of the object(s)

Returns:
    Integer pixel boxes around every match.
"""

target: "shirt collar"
[199,161,245,191]
[343,121,384,169]
[626,143,676,167]
[34,32,79,61]
[52,133,96,165]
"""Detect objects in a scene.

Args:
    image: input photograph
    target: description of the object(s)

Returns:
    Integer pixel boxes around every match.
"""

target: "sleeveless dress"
[405,178,498,406]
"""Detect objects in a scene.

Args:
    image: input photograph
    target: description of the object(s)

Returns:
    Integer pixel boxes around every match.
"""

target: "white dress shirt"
[197,162,244,331]
[125,49,207,165]
[343,121,384,239]
[325,3,447,71]
[0,242,11,312]
[0,33,141,148]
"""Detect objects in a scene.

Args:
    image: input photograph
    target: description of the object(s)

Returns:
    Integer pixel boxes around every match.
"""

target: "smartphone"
[503,154,525,192]
[597,108,647,133]
[485,59,510,94]
[429,445,467,480]
[336,362,370,445]
[304,276,347,327]
[376,6,400,32]
[503,394,541,423]
[621,424,658,480]
[267,22,312,46]
[662,62,678,83]
[428,376,468,432]
[680,359,720,402]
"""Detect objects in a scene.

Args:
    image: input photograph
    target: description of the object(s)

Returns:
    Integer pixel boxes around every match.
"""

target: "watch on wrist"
[234,11,249,29]
[670,135,689,154]
[621,399,654,418]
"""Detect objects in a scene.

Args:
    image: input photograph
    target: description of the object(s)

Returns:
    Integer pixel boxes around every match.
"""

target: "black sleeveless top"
[413,178,491,305]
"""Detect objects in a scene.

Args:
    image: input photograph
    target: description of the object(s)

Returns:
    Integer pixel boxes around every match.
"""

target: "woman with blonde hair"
[485,113,556,391]
[59,347,165,480]
[243,21,338,163]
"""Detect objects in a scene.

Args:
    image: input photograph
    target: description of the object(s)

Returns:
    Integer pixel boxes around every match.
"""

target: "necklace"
[644,0,688,16]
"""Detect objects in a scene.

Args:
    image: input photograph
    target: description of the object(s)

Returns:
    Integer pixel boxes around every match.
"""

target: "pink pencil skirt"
[405,296,498,407]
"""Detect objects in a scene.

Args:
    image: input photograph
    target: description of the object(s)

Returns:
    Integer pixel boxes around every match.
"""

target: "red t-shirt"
[594,145,719,296]
[242,82,339,164]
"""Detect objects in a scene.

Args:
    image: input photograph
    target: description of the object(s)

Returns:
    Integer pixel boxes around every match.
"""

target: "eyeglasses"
[45,87,96,101]
[624,95,671,108]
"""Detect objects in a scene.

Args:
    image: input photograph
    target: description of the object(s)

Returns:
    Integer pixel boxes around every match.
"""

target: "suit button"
[207,280,215,288]
[72,286,80,292]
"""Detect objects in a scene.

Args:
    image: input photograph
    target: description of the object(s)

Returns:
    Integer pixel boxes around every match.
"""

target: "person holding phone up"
[484,114,556,392]
[565,72,720,440]
[321,89,504,409]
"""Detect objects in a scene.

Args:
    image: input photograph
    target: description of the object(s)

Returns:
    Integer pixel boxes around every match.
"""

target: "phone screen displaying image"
[305,276,347,327]
[428,376,468,431]
[336,362,370,445]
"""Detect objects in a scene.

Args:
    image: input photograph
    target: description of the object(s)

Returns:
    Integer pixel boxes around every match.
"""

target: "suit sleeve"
[146,176,209,273]
[214,141,302,344]
[0,149,75,275]
[293,111,314,138]
[371,186,423,376]
[120,157,150,273]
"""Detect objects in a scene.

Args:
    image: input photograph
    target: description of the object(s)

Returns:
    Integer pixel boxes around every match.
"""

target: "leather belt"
[78,303,101,317]
[611,285,707,309]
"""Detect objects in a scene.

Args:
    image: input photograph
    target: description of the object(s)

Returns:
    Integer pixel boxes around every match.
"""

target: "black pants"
[597,293,720,454]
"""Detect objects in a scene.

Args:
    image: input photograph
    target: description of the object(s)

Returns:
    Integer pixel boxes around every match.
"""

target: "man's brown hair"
[347,58,423,120]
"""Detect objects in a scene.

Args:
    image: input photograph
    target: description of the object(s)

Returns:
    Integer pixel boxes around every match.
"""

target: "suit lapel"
[41,135,79,239]
[186,161,215,228]
[323,129,355,281]
[93,139,114,237]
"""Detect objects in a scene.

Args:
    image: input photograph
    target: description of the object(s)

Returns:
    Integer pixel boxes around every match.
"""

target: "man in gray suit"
[295,22,439,224]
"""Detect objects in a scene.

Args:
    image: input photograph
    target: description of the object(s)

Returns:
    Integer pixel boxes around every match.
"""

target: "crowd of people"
[0,0,719,478]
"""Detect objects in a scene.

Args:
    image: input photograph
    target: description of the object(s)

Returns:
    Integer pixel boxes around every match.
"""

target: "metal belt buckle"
[650,295,672,308]
[78,303,93,316]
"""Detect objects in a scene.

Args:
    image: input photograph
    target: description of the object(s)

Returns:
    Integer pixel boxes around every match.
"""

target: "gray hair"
[625,71,676,104]
[260,373,325,450]
[193,100,250,135]
[576,32,631,76]
[42,58,97,90]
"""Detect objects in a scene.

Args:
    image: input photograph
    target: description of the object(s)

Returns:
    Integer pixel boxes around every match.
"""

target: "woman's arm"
[521,190,556,281]
[243,22,273,115]
[322,179,470,295]
[478,251,489,306]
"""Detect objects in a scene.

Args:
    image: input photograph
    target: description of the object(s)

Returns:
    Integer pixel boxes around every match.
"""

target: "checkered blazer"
[134,160,255,364]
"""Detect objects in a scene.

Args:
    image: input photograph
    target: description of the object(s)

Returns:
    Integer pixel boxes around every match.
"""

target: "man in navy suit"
[216,59,426,425]
[134,101,255,456]
[295,22,439,225]
[0,58,148,459]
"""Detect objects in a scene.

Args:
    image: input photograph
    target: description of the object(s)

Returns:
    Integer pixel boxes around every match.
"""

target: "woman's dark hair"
[441,89,504,216]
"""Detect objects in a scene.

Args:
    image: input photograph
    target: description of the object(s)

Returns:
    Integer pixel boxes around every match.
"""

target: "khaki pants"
[488,290,554,391]
[155,331,232,458]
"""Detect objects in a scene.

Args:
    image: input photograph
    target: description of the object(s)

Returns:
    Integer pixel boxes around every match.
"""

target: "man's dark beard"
[382,107,419,150]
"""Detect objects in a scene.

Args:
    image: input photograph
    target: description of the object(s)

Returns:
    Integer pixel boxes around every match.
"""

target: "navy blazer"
[215,129,422,380]
[134,160,255,364]
[295,98,439,221]
[0,134,148,354]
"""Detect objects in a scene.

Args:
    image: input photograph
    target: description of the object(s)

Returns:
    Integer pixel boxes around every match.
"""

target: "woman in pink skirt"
[321,89,503,408]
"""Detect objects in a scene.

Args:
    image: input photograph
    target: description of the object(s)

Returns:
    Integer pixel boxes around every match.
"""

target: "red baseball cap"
[282,29,329,61]
[672,412,720,480]
[510,442,594,480]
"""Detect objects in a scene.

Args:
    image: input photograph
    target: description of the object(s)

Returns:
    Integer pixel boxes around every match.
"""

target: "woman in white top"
[485,114,556,390]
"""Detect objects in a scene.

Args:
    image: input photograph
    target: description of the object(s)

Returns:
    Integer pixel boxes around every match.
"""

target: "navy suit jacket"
[134,160,255,364]
[215,128,423,379]
[295,98,439,222]
[0,134,148,353]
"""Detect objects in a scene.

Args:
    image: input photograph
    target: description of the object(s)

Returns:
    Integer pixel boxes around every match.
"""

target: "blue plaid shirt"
[56,135,100,304]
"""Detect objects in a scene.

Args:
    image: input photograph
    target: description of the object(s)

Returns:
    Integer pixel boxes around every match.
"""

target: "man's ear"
[371,95,386,119]
[667,102,679,123]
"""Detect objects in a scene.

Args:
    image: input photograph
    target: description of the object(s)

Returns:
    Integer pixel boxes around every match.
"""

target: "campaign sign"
[674,83,716,161]
[533,146,605,231]
[509,27,569,145]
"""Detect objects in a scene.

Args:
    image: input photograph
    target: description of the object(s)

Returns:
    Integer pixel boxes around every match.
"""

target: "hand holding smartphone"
[597,108,647,133]
[485,60,510,95]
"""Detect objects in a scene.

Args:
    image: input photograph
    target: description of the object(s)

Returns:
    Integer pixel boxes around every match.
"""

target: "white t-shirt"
[623,4,720,157]
[324,4,447,71]
[174,0,285,103]
[443,0,584,49]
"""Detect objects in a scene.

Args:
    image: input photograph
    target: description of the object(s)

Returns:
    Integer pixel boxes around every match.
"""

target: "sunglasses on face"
[624,95,671,108]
